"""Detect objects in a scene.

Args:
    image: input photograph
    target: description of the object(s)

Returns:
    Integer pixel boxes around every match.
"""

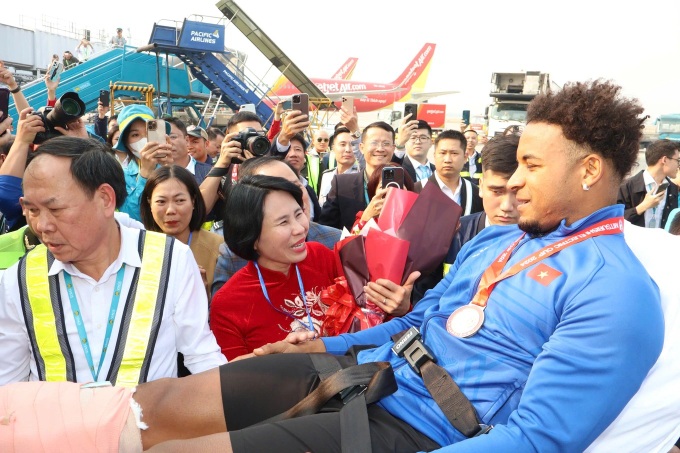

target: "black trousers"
[220,353,440,453]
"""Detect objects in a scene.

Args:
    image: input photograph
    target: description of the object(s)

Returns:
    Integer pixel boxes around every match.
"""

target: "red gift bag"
[377,187,418,233]
[378,182,462,278]
[365,228,409,284]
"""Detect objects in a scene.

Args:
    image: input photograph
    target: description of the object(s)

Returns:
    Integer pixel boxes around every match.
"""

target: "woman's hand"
[361,186,389,222]
[198,265,208,287]
[139,141,173,178]
[283,330,318,344]
[253,336,326,356]
[364,271,421,316]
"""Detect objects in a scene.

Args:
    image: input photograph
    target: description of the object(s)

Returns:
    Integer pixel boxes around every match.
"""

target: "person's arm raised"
[199,132,254,212]
[0,108,44,178]
[0,62,29,113]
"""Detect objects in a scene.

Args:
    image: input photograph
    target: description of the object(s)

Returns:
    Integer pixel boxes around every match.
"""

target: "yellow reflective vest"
[18,230,171,387]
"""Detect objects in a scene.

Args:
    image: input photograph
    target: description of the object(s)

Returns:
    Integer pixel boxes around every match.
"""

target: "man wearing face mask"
[113,105,173,221]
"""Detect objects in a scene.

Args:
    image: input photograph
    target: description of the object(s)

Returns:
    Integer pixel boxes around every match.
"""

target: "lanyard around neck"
[254,262,315,332]
[63,265,126,381]
[471,217,624,307]
[363,170,370,205]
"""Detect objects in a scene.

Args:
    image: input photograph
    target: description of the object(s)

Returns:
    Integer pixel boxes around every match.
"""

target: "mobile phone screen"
[99,90,110,107]
[0,88,9,125]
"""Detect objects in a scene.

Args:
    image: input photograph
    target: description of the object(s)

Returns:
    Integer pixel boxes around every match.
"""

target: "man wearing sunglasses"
[302,130,331,194]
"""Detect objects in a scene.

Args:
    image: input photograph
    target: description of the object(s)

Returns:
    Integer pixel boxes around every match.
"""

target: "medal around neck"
[446,304,485,338]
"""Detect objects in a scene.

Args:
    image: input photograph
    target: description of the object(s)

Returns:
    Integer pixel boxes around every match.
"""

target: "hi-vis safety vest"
[306,153,321,194]
[17,230,172,387]
[460,153,483,182]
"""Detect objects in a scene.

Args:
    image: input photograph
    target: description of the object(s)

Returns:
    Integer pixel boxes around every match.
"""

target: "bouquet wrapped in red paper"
[322,183,462,336]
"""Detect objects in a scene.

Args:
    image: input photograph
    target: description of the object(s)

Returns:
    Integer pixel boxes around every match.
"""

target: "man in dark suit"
[401,120,436,183]
[414,129,483,216]
[319,121,396,230]
[618,139,680,228]
[461,128,482,185]
[412,134,519,303]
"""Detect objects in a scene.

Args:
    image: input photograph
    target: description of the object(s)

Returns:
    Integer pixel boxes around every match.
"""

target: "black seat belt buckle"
[339,384,367,405]
[391,327,435,375]
[473,424,493,436]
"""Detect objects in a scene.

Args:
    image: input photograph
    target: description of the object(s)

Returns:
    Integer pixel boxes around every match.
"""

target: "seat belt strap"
[392,327,491,438]
[262,355,397,453]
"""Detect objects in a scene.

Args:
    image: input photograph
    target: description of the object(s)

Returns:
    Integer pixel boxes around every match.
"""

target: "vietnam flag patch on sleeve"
[527,263,562,286]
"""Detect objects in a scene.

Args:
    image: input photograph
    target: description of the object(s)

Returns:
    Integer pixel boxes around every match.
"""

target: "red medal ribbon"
[471,217,624,308]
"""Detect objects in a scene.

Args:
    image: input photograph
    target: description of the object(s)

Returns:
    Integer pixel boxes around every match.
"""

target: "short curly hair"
[527,80,645,180]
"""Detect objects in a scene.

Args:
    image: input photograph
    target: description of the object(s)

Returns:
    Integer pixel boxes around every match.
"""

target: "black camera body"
[234,127,270,157]
[33,91,86,144]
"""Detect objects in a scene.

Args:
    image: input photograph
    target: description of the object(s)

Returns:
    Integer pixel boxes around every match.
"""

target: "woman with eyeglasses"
[210,175,415,360]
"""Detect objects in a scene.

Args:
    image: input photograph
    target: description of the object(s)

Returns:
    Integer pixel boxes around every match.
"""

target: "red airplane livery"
[268,43,440,113]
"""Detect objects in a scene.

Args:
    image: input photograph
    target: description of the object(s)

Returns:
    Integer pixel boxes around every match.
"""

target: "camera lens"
[61,98,82,116]
[293,95,300,102]
[249,137,270,156]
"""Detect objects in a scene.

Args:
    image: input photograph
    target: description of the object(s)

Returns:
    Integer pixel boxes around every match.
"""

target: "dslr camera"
[234,127,270,158]
[33,91,86,144]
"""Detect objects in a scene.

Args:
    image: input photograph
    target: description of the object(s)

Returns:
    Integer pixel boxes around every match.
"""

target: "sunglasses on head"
[317,138,329,143]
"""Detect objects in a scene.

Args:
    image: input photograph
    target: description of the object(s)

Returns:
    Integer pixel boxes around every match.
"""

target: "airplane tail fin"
[331,57,358,80]
[390,43,436,90]
[398,53,434,102]
[266,73,289,99]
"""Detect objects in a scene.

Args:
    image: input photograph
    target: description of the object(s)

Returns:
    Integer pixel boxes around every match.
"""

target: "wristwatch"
[352,130,361,139]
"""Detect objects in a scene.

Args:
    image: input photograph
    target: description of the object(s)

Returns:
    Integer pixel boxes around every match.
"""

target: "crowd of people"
[0,58,679,453]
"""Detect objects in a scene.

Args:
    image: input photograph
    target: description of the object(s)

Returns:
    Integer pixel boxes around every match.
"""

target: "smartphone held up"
[0,87,9,136]
[292,93,309,118]
[382,166,405,190]
[147,119,168,156]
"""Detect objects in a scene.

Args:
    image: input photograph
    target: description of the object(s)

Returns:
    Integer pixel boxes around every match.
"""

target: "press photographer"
[31,91,86,144]
[233,127,270,159]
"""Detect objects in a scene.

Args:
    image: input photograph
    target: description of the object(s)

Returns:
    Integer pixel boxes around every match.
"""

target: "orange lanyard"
[447,217,624,338]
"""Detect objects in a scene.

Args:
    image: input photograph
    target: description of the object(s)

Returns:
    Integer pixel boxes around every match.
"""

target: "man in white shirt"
[318,127,359,205]
[109,27,126,48]
[401,120,435,182]
[415,129,482,216]
[461,128,482,185]
[0,137,226,386]
[618,139,680,228]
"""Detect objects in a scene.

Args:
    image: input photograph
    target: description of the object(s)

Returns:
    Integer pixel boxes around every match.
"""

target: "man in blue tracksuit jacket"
[138,81,664,453]
[323,204,661,451]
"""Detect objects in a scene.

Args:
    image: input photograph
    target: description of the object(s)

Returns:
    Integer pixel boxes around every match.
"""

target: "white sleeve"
[169,243,227,372]
[0,265,32,384]
[114,211,145,230]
